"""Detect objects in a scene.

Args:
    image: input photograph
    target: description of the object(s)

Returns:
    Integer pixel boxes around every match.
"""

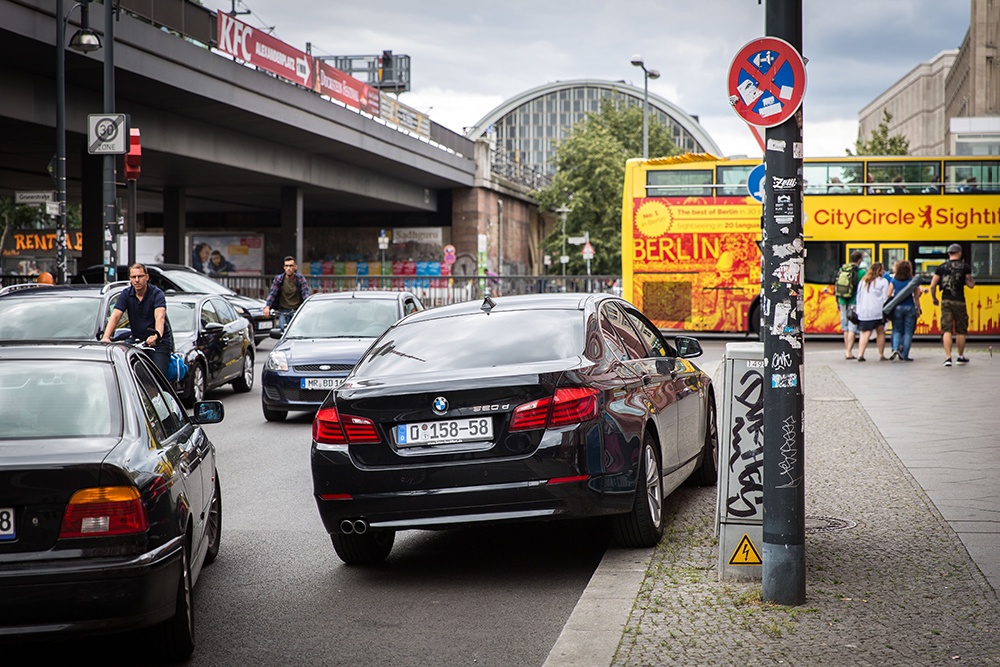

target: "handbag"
[166,353,188,383]
[847,304,859,325]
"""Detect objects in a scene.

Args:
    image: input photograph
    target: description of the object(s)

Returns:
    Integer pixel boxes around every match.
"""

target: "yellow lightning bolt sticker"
[728,534,763,565]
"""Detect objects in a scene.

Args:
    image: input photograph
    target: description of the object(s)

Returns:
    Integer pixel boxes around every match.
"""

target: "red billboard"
[217,13,311,87]
[314,60,380,115]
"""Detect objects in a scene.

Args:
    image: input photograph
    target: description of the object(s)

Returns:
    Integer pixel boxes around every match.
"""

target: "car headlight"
[266,350,289,371]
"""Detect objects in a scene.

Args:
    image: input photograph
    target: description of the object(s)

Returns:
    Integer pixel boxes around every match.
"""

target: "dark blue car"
[261,291,423,422]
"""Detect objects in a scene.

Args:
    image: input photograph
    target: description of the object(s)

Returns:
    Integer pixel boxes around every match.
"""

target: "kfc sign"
[217,13,311,86]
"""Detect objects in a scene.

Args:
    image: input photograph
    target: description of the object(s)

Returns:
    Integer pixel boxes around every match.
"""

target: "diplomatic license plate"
[397,417,493,446]
[302,378,343,391]
[0,507,14,541]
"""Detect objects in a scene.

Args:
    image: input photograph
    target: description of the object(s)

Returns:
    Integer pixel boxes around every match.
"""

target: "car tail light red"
[58,486,149,538]
[313,407,381,445]
[510,387,600,432]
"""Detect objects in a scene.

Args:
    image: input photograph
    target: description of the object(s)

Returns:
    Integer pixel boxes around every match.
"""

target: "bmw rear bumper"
[0,536,183,639]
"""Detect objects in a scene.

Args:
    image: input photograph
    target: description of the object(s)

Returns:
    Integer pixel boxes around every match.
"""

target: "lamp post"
[55,0,101,284]
[630,55,660,159]
[555,205,570,278]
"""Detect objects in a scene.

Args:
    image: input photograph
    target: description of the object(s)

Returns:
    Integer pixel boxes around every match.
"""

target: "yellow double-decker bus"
[622,153,1000,335]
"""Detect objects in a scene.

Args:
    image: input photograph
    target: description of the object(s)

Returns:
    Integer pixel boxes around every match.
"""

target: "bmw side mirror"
[192,400,225,424]
[674,336,703,359]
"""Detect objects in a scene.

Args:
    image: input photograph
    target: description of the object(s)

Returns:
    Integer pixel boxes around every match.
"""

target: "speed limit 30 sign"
[88,114,128,154]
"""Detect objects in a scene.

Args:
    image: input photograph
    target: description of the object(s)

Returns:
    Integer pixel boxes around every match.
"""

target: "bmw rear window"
[0,360,121,438]
[352,309,584,377]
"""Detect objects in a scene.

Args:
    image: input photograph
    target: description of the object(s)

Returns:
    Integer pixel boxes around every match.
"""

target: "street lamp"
[555,205,570,278]
[630,54,660,159]
[56,0,102,284]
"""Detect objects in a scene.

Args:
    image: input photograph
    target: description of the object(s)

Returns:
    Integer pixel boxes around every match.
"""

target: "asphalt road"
[10,338,614,666]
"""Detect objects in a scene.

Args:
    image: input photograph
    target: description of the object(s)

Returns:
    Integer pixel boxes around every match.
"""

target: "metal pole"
[762,0,806,606]
[497,200,503,278]
[103,0,117,282]
[560,207,567,277]
[55,0,68,284]
[127,178,136,265]
[642,70,649,159]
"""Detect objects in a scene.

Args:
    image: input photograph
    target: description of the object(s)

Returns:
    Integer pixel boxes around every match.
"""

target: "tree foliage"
[850,110,909,156]
[534,101,678,275]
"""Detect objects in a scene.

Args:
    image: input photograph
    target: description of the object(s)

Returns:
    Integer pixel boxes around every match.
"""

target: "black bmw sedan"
[0,342,225,660]
[310,293,718,564]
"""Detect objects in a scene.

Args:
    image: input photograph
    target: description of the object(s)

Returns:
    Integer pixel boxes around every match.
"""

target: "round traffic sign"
[727,37,806,128]
[747,163,766,203]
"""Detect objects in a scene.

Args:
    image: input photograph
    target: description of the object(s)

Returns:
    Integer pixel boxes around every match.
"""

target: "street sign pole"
[761,0,806,606]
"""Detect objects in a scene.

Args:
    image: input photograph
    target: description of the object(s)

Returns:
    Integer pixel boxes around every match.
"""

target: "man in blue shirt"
[101,263,174,376]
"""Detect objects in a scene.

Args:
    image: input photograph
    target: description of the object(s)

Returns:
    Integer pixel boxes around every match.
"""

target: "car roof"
[306,291,415,302]
[164,292,215,303]
[0,340,115,361]
[400,292,604,324]
[0,282,127,299]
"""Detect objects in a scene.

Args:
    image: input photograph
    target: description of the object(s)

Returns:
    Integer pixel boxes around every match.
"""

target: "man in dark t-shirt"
[101,263,174,376]
[930,243,975,366]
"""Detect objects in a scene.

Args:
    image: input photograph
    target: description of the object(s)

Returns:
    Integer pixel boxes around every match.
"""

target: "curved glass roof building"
[466,79,721,178]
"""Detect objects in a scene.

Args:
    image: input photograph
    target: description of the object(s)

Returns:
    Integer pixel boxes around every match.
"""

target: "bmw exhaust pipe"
[339,518,368,535]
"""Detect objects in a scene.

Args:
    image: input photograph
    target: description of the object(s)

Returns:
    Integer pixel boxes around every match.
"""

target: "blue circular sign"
[748,163,766,203]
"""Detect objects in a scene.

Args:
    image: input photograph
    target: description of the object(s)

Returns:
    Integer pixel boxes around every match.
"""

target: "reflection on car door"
[200,299,227,382]
[212,297,244,381]
[622,304,702,466]
[600,302,680,474]
[132,355,211,546]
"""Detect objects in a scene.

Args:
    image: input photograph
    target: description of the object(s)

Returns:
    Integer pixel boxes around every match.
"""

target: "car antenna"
[480,290,496,314]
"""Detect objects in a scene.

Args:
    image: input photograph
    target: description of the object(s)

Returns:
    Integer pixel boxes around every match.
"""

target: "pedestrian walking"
[929,243,975,366]
[835,250,866,359]
[884,260,921,361]
[855,261,889,362]
[263,256,311,330]
[101,262,174,377]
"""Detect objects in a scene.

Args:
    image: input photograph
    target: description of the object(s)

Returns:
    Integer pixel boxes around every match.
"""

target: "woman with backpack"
[855,262,890,362]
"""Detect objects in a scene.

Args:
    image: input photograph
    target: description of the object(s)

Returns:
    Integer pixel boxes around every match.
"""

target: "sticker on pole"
[727,37,806,128]
[728,534,763,565]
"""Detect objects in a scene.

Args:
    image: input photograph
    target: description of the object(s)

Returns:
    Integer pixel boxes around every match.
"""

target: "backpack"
[834,263,858,300]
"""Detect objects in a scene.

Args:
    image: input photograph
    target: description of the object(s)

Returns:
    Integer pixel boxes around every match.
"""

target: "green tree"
[534,100,678,275]
[850,109,909,156]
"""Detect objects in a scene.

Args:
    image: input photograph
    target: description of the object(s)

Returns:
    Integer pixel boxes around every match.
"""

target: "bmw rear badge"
[432,396,448,414]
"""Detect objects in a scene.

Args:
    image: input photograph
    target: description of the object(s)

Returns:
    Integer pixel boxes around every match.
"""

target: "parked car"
[0,282,129,341]
[310,293,718,564]
[262,291,424,422]
[77,264,275,345]
[0,341,225,660]
[165,293,255,407]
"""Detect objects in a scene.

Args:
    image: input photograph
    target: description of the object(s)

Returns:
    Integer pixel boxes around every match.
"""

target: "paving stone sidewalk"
[610,364,999,666]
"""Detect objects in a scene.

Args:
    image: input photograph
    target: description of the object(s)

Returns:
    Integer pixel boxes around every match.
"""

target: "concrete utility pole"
[762,0,806,606]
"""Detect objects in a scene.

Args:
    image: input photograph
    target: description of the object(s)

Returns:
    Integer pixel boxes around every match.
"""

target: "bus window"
[913,244,950,278]
[970,242,1000,282]
[804,242,840,284]
[881,244,908,274]
[804,162,863,195]
[717,165,755,197]
[646,169,712,197]
[866,161,941,194]
[846,245,873,270]
[944,160,1000,193]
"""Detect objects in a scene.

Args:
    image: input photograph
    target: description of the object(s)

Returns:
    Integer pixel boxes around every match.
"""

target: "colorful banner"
[189,234,265,276]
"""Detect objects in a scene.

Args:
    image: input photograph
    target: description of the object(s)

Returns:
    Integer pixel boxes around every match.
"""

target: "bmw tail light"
[549,387,600,426]
[510,387,600,432]
[59,487,148,538]
[314,407,380,445]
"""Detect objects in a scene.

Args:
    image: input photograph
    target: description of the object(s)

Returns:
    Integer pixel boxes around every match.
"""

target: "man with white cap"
[929,243,975,366]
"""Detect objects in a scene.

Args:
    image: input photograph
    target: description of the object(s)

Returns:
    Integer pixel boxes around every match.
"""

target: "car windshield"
[0,359,119,438]
[285,299,401,339]
[166,301,197,333]
[0,297,100,340]
[353,309,584,377]
[160,270,235,296]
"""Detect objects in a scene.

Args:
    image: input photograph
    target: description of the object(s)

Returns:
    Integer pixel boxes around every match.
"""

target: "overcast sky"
[207,1,971,158]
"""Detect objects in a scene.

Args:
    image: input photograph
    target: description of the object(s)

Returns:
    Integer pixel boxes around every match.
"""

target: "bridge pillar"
[163,187,186,265]
[81,151,103,272]
[282,186,304,263]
